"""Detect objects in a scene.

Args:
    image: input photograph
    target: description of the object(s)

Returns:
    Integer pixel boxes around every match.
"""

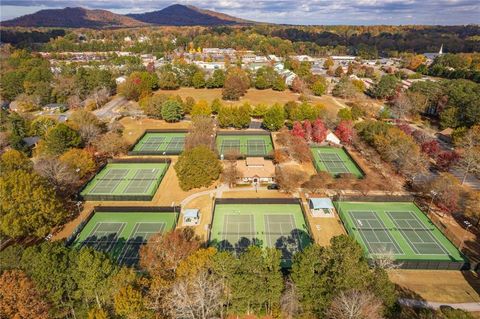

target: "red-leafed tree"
[312,118,327,143]
[335,120,355,144]
[436,151,461,171]
[421,140,441,158]
[303,120,312,142]
[291,121,305,139]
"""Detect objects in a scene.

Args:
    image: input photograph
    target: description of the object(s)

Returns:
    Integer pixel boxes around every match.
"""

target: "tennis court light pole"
[427,190,437,216]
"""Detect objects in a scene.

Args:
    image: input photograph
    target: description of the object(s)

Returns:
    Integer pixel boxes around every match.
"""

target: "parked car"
[267,183,279,190]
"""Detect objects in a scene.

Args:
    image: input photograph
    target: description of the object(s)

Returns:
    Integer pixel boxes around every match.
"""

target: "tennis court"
[216,133,274,157]
[310,146,364,178]
[210,200,311,267]
[130,132,186,155]
[80,162,169,201]
[335,201,467,269]
[74,209,178,266]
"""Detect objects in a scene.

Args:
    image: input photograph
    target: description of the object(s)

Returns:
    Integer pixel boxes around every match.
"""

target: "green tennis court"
[210,202,311,267]
[334,201,466,268]
[73,210,178,266]
[130,132,186,155]
[310,146,364,178]
[216,134,274,157]
[80,162,169,201]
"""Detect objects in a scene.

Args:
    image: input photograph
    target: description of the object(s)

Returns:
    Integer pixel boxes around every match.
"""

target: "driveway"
[93,96,127,120]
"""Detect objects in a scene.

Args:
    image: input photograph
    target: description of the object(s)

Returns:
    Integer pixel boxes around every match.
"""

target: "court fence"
[79,158,171,202]
[65,205,181,247]
[311,146,366,178]
[128,129,189,156]
[216,130,274,159]
[333,198,471,271]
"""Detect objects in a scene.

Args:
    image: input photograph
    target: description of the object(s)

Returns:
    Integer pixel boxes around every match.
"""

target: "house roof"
[246,157,265,167]
[184,209,199,218]
[438,128,453,136]
[309,198,334,209]
[236,158,275,178]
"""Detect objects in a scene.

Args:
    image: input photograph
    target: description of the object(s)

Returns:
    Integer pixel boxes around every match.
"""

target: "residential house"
[237,157,275,185]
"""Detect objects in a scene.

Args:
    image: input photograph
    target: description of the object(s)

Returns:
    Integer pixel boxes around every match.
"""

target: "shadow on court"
[211,228,311,266]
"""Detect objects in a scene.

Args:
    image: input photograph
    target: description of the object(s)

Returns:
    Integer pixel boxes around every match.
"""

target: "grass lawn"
[210,202,311,267]
[335,201,466,267]
[80,162,169,201]
[310,146,364,178]
[73,210,178,266]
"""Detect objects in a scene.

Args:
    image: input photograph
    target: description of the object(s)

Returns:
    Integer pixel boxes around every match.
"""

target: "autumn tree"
[93,132,129,157]
[311,77,328,96]
[335,120,355,144]
[301,172,334,194]
[191,99,212,117]
[303,120,313,141]
[291,121,306,139]
[464,191,480,226]
[0,170,67,238]
[29,116,57,137]
[222,68,249,100]
[0,270,50,319]
[275,165,307,193]
[0,149,32,173]
[139,94,169,118]
[368,75,399,99]
[114,285,152,319]
[59,148,96,178]
[312,118,327,143]
[34,156,80,190]
[192,71,206,89]
[39,123,81,156]
[119,71,159,101]
[429,173,461,213]
[263,103,286,131]
[456,125,480,184]
[221,152,241,187]
[185,116,215,150]
[174,146,222,191]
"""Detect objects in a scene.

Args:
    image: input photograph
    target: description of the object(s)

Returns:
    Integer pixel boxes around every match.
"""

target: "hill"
[127,4,253,26]
[1,7,148,28]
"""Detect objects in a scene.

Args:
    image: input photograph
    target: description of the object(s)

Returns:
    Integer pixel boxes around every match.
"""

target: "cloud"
[1,0,479,24]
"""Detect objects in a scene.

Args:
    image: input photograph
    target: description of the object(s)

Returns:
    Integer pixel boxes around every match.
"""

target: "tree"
[421,140,441,158]
[191,100,212,117]
[311,77,328,96]
[34,156,80,190]
[222,68,249,101]
[0,270,50,319]
[303,120,313,141]
[436,150,460,171]
[323,58,334,70]
[1,71,25,101]
[332,78,359,99]
[114,285,152,319]
[93,132,128,157]
[185,116,215,150]
[221,152,241,187]
[429,173,461,213]
[456,125,480,184]
[464,191,480,226]
[161,99,184,122]
[139,94,169,118]
[281,280,302,319]
[0,149,32,173]
[15,93,41,112]
[275,165,307,193]
[327,289,383,319]
[119,71,159,101]
[312,118,327,143]
[368,75,399,99]
[39,123,81,156]
[59,148,96,178]
[206,69,225,88]
[263,103,285,131]
[335,121,355,144]
[290,77,305,93]
[192,71,206,89]
[29,116,57,137]
[302,172,334,193]
[88,308,110,319]
[291,121,306,139]
[211,98,222,114]
[0,170,67,238]
[334,66,344,77]
[174,146,222,191]
[183,96,196,114]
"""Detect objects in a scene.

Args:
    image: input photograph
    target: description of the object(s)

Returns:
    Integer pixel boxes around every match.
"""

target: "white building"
[325,131,341,145]
[115,76,127,85]
[291,55,315,62]
[194,61,225,70]
[308,198,335,218]
[331,56,357,62]
[182,209,200,226]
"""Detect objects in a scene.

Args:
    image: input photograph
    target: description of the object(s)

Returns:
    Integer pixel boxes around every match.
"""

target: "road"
[398,298,480,312]
[93,96,128,120]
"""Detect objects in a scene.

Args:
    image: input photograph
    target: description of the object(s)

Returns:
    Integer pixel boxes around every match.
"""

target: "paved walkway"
[180,184,268,207]
[398,298,480,312]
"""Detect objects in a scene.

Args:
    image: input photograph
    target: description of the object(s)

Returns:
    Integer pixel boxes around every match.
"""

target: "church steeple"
[439,44,443,55]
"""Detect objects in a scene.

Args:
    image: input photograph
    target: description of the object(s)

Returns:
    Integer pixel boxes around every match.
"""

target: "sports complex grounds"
[335,201,468,269]
[209,198,311,267]
[80,159,170,201]
[310,146,364,178]
[216,131,274,158]
[73,206,179,266]
[129,130,187,155]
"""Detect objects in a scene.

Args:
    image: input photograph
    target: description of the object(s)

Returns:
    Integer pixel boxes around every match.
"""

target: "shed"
[183,209,200,226]
[436,128,453,143]
[308,198,335,217]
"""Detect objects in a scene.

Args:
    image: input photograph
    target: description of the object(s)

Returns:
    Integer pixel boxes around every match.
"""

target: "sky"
[1,0,479,25]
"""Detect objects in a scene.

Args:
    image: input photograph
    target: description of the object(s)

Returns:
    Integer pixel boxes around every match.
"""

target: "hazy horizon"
[1,0,479,25]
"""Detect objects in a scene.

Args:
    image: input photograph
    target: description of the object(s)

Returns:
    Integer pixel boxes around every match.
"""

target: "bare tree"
[327,289,383,319]
[93,132,129,157]
[34,157,79,191]
[185,116,215,150]
[275,165,308,194]
[89,87,111,109]
[79,123,102,145]
[281,280,301,319]
[221,152,241,187]
[167,270,224,319]
[371,248,402,270]
[301,172,333,194]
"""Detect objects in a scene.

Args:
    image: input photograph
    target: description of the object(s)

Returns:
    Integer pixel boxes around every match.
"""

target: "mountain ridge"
[1,4,256,28]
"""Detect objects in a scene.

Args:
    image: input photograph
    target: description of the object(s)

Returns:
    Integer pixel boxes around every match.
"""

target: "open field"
[155,88,345,118]
[389,270,480,303]
[335,201,466,268]
[311,146,364,178]
[120,117,191,144]
[73,210,178,266]
[210,200,311,266]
